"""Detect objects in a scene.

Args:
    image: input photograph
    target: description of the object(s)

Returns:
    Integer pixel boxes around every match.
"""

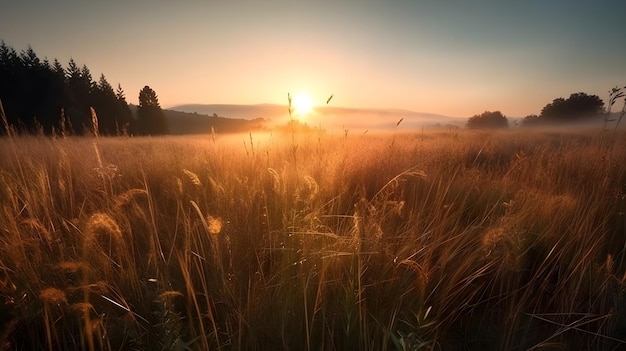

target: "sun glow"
[291,93,313,119]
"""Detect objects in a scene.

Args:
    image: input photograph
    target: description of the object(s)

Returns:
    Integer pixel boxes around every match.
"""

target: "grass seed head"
[113,188,148,209]
[183,169,201,186]
[39,287,67,305]
[85,213,123,242]
[71,302,95,313]
[206,215,223,235]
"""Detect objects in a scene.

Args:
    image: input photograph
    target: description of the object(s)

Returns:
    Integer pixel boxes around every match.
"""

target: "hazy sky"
[1,0,625,117]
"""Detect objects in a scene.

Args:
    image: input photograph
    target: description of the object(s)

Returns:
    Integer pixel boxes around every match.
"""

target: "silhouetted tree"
[91,74,118,135]
[64,58,90,132]
[137,85,168,135]
[115,84,134,134]
[20,46,40,68]
[89,75,134,135]
[0,43,132,135]
[17,47,44,132]
[520,114,541,127]
[0,42,20,131]
[0,44,62,133]
[466,111,509,129]
[540,92,604,122]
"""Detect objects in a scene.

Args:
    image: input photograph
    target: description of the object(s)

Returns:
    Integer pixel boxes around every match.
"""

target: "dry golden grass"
[0,129,625,350]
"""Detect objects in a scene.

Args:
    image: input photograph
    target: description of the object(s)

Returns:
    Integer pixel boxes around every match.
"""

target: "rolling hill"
[167,104,464,132]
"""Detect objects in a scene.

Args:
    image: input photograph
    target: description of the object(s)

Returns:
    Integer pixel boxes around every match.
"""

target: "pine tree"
[80,65,96,94]
[0,42,20,133]
[115,83,126,101]
[65,59,96,134]
[17,46,45,132]
[20,46,40,68]
[52,59,64,77]
[91,74,116,134]
[137,85,168,135]
[92,74,133,135]
[66,58,81,81]
[115,84,134,135]
[0,43,131,135]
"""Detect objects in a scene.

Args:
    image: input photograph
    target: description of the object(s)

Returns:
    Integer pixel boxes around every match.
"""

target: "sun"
[291,93,313,118]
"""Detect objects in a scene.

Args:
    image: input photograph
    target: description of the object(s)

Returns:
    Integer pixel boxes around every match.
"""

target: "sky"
[1,0,625,117]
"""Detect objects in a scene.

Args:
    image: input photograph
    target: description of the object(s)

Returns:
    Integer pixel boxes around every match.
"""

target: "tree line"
[0,42,167,136]
[467,92,605,129]
[466,92,607,129]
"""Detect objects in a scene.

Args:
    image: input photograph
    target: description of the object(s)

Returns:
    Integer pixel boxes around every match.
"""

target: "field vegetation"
[0,128,625,350]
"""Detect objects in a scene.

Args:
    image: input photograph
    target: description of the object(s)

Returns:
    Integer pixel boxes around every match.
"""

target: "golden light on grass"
[2,129,626,349]
[183,168,201,186]
[39,287,67,351]
[206,215,223,235]
[113,188,148,209]
[85,213,122,240]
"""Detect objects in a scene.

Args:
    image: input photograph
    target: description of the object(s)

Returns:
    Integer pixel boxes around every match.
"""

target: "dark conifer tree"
[91,74,115,134]
[64,58,88,133]
[21,46,40,68]
[37,59,66,133]
[17,46,47,132]
[50,58,73,134]
[137,85,168,135]
[92,74,133,135]
[0,42,21,132]
[115,83,134,135]
[0,43,155,136]
[52,59,64,76]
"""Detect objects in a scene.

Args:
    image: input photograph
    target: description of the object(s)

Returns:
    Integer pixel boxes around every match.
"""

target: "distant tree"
[520,114,541,127]
[114,84,134,134]
[0,42,19,134]
[65,62,99,134]
[540,92,604,122]
[16,47,44,131]
[91,76,134,135]
[80,65,96,93]
[97,74,115,95]
[52,59,64,76]
[90,74,118,135]
[20,46,40,68]
[34,56,66,133]
[466,111,509,129]
[49,58,74,134]
[137,85,168,135]
[115,83,126,101]
[64,58,90,132]
[65,59,80,80]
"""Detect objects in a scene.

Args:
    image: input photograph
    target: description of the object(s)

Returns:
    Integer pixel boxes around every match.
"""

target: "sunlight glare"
[292,93,313,119]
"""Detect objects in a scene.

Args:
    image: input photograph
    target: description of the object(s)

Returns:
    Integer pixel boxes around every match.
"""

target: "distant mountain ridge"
[168,104,464,131]
[169,104,284,120]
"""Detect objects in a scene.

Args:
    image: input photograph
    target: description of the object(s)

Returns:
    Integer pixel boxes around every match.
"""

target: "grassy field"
[0,129,625,350]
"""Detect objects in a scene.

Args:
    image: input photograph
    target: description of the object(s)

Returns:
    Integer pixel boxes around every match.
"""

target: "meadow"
[0,128,625,350]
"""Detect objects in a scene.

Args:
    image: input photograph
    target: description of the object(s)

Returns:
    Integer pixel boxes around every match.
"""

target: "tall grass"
[0,129,625,350]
